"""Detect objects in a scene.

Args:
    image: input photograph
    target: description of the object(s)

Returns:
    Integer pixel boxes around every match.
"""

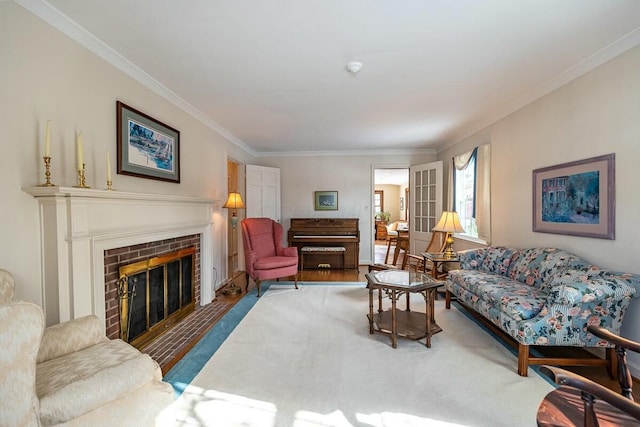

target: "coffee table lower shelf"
[369,309,442,346]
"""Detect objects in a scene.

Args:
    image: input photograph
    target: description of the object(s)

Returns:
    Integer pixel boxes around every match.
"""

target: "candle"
[76,132,84,172]
[44,120,51,157]
[106,151,112,181]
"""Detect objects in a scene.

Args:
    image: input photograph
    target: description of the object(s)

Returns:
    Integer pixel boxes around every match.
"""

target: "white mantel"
[24,186,217,329]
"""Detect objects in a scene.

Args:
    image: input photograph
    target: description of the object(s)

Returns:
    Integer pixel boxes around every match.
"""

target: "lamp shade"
[432,211,465,234]
[222,192,245,210]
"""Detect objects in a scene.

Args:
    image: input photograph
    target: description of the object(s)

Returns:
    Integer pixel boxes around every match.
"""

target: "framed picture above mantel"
[117,101,181,183]
[532,153,614,239]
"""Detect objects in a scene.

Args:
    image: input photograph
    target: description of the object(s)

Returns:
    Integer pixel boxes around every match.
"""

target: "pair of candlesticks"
[37,156,114,190]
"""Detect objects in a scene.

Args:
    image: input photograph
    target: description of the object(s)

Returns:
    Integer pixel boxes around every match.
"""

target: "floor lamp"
[222,192,245,295]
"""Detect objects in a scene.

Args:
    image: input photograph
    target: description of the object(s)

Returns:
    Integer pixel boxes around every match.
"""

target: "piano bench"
[301,246,346,271]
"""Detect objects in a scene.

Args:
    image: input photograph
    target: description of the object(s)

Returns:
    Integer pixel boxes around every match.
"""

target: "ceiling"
[23,1,640,156]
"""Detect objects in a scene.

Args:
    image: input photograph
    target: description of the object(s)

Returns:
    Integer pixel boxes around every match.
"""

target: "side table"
[421,252,459,280]
[365,270,442,348]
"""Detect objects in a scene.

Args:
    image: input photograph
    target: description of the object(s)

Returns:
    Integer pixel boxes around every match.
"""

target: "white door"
[246,164,281,221]
[409,161,443,255]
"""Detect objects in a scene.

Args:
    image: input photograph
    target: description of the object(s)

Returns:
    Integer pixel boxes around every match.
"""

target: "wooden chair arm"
[588,325,640,353]
[540,365,640,421]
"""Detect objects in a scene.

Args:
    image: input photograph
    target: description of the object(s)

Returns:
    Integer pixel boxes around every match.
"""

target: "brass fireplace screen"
[118,247,195,349]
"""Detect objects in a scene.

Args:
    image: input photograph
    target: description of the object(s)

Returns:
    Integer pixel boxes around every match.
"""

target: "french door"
[409,161,443,255]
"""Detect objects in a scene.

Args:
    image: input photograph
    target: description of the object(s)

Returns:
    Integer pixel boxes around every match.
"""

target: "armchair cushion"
[0,268,15,304]
[254,255,298,271]
[385,221,408,238]
[37,341,159,426]
[37,315,107,363]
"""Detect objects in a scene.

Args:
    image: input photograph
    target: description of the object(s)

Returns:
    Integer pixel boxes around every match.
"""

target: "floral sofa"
[0,269,175,426]
[445,247,639,376]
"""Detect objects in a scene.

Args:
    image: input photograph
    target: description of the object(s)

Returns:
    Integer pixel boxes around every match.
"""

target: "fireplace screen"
[118,247,195,348]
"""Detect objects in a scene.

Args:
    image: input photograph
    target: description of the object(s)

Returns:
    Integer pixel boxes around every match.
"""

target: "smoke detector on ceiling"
[346,61,363,75]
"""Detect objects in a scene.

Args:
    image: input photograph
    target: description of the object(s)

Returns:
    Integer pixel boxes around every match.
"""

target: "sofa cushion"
[479,246,518,275]
[545,268,637,302]
[37,339,160,425]
[458,248,488,270]
[508,248,589,288]
[448,270,547,320]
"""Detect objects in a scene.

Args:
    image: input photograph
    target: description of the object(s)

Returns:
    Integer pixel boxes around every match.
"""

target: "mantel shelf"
[23,186,220,205]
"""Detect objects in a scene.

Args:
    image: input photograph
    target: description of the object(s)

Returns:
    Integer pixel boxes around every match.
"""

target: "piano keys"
[288,218,360,270]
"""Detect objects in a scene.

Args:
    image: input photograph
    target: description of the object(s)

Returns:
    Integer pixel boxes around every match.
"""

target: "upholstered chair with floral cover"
[0,269,176,427]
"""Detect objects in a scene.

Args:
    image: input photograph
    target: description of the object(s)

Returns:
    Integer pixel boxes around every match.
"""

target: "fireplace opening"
[118,247,195,349]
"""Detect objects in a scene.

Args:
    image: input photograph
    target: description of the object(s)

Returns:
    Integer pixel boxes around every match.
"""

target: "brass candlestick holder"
[106,179,114,191]
[37,156,55,187]
[73,164,90,188]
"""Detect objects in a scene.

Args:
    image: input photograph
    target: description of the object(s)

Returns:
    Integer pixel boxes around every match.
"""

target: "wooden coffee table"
[365,270,442,348]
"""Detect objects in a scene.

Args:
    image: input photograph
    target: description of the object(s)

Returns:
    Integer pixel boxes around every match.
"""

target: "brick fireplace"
[24,186,219,330]
[104,235,200,342]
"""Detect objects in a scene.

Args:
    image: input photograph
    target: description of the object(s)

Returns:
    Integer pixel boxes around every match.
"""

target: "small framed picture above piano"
[314,191,338,210]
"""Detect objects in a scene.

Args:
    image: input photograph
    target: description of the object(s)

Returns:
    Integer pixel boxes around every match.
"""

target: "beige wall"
[258,154,435,263]
[438,44,640,375]
[0,3,252,307]
[374,184,403,222]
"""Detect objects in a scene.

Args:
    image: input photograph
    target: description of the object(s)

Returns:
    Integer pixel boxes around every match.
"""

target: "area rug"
[165,283,553,427]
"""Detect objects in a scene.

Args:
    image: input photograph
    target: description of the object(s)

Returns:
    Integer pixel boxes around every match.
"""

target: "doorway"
[373,168,409,264]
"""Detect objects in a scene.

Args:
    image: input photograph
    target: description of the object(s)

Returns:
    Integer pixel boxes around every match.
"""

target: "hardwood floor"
[144,241,638,403]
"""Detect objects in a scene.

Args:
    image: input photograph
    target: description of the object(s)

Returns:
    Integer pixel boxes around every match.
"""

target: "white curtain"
[449,144,491,244]
[476,144,491,244]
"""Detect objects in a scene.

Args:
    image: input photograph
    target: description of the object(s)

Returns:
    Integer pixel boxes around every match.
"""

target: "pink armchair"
[241,218,299,297]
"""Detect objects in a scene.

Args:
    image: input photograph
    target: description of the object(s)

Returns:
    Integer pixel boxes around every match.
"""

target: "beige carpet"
[170,284,553,427]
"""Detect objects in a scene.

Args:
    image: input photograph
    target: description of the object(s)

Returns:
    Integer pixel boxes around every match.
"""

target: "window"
[454,152,477,238]
[374,190,384,215]
[451,144,491,243]
[449,144,491,245]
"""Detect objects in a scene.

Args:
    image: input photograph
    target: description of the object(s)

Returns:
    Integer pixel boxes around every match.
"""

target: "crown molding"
[16,1,640,159]
[437,26,640,154]
[15,0,256,157]
[254,148,436,158]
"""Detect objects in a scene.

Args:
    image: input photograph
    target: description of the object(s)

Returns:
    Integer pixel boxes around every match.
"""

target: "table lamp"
[432,211,465,258]
[222,192,245,228]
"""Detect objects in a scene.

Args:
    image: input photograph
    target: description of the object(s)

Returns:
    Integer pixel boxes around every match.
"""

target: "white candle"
[106,151,112,181]
[44,120,51,157]
[76,132,84,172]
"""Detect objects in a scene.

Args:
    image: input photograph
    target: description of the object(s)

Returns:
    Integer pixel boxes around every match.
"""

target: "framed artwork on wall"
[532,153,614,239]
[117,101,180,183]
[314,191,338,210]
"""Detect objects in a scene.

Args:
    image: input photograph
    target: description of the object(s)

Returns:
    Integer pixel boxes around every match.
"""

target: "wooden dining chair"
[536,325,640,427]
[404,231,448,274]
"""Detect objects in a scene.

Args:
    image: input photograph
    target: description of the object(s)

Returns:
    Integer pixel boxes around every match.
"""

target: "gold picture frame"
[314,191,338,210]
[532,153,614,239]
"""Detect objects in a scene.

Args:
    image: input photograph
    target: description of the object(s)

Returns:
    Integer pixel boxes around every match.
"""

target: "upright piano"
[288,218,360,270]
